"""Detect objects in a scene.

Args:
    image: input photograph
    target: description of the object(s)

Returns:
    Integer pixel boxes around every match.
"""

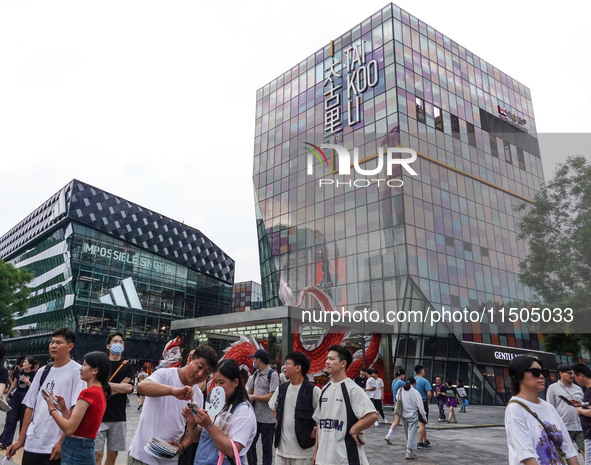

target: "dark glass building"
[0,179,234,362]
[253,4,548,404]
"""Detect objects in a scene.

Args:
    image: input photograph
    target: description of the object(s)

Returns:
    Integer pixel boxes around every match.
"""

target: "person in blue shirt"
[413,365,432,448]
[384,368,406,444]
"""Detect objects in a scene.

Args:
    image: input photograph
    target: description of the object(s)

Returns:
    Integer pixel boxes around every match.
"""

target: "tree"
[0,259,33,336]
[516,155,591,354]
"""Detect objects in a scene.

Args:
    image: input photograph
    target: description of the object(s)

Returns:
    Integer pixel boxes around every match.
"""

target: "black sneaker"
[423,440,431,446]
[417,442,429,448]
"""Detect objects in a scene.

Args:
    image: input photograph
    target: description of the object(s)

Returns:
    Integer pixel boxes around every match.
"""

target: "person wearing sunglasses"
[547,364,585,459]
[505,356,580,465]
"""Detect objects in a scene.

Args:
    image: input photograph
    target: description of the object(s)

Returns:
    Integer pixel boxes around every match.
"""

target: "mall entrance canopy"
[171,305,394,379]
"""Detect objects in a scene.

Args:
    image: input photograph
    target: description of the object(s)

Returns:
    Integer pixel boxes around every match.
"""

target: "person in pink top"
[43,351,110,465]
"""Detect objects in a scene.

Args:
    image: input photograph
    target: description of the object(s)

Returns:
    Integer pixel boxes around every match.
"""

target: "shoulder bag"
[508,399,567,465]
[108,360,128,382]
[394,390,403,416]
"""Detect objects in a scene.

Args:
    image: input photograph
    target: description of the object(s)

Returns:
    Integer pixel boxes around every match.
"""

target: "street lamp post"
[354,305,368,369]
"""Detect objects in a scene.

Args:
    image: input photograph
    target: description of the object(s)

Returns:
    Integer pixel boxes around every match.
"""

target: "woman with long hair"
[0,356,37,448]
[393,377,427,460]
[184,359,256,465]
[43,351,111,465]
[505,356,579,465]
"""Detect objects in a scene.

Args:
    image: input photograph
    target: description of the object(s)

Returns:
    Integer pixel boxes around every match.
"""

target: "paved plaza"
[2,401,586,464]
[1,402,511,465]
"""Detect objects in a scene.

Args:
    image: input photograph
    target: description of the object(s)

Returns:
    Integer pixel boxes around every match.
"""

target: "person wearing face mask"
[94,332,135,465]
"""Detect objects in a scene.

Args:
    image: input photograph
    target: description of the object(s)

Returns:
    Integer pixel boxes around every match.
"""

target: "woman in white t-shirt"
[394,377,427,461]
[185,359,256,465]
[504,356,579,465]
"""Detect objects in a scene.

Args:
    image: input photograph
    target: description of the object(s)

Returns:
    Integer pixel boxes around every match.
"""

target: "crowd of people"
[0,328,589,465]
[0,328,380,465]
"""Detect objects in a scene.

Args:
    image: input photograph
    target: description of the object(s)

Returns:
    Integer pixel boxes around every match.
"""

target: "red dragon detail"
[293,287,381,376]
[217,285,382,379]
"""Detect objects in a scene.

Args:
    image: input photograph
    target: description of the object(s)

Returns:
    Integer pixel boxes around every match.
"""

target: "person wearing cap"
[547,364,585,458]
[246,348,280,465]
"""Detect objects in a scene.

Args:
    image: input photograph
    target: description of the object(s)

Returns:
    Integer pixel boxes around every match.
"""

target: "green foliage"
[516,156,591,354]
[0,259,33,335]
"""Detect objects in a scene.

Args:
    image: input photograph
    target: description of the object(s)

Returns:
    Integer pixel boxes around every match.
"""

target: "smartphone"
[187,402,199,416]
[356,432,366,445]
[41,387,57,405]
[558,395,589,409]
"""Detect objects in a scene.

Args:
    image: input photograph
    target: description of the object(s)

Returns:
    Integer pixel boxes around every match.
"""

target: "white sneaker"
[374,421,379,427]
[385,436,393,445]
[405,450,415,460]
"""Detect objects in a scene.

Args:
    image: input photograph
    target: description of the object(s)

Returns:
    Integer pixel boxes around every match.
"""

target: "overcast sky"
[1,0,589,284]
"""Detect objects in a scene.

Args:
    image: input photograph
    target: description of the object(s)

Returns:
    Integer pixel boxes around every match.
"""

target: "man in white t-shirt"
[127,344,218,465]
[546,364,585,457]
[312,346,377,465]
[6,327,86,465]
[270,351,321,465]
[365,369,387,425]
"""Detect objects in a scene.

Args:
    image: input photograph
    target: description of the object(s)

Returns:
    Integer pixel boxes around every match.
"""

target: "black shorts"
[422,400,429,419]
[22,451,60,465]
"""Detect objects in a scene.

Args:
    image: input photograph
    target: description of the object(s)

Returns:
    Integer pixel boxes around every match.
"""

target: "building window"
[450,114,460,139]
[434,105,443,131]
[416,97,426,123]
[489,134,499,158]
[517,148,526,171]
[503,141,512,163]
[466,122,476,147]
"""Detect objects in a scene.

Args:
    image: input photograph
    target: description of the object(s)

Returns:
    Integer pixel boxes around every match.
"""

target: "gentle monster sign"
[497,105,527,127]
[323,40,379,137]
[304,143,418,188]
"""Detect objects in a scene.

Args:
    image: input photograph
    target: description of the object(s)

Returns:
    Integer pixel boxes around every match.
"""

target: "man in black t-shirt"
[354,369,368,390]
[95,332,134,465]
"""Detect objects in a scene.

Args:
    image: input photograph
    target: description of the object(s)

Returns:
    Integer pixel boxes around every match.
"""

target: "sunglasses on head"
[525,368,548,378]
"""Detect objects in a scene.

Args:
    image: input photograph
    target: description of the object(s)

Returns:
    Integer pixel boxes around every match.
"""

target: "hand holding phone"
[356,432,366,445]
[187,402,199,416]
[41,387,57,405]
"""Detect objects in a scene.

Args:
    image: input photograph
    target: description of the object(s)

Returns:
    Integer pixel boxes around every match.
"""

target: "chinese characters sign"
[323,40,379,138]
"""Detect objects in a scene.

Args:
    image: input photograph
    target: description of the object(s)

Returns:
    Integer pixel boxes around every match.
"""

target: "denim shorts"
[61,436,96,465]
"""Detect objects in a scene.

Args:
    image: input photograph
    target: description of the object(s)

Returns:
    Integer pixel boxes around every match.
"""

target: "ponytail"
[404,376,416,390]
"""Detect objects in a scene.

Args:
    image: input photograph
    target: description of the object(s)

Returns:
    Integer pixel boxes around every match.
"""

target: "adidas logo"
[98,277,143,310]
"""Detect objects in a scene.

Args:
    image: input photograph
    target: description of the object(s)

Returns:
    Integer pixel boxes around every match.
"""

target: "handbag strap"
[37,362,54,392]
[508,399,567,459]
[216,439,241,465]
[108,360,128,382]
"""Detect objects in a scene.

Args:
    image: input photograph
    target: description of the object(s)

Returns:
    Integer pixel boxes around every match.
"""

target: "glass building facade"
[232,281,263,312]
[0,180,234,362]
[253,4,546,404]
